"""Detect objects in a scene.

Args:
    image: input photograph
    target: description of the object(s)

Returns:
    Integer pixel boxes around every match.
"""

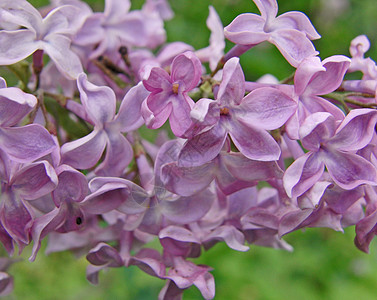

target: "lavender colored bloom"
[30,164,89,261]
[0,0,86,79]
[224,0,320,66]
[142,51,202,137]
[284,55,350,139]
[179,57,296,166]
[0,151,58,253]
[61,73,148,176]
[0,79,56,162]
[284,109,377,198]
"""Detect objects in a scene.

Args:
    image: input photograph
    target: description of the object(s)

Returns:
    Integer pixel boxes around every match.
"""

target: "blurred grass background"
[3,0,377,299]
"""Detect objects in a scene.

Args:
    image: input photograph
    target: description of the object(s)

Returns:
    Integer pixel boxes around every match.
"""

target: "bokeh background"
[3,0,377,299]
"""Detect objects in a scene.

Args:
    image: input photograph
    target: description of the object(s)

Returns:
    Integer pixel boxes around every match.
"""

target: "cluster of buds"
[0,0,376,298]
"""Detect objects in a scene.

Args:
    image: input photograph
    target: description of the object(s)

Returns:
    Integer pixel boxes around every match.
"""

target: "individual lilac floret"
[284,109,377,198]
[284,55,350,139]
[73,0,166,59]
[142,51,202,137]
[179,57,296,166]
[61,73,148,176]
[224,0,320,66]
[0,79,56,162]
[195,6,225,72]
[30,164,89,261]
[0,0,87,79]
[0,150,58,254]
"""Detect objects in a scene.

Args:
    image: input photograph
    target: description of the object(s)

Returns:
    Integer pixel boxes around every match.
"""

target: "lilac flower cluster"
[0,0,376,298]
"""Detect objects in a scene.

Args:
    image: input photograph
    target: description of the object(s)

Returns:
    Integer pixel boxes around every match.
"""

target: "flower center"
[220,107,230,115]
[172,83,179,94]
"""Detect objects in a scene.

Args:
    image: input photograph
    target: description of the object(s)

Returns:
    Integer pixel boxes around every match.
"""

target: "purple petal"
[159,225,200,243]
[113,82,149,132]
[169,94,193,137]
[253,0,278,20]
[0,272,13,297]
[283,152,325,198]
[0,87,37,127]
[224,13,268,45]
[355,208,377,253]
[161,189,215,224]
[158,280,183,300]
[324,151,377,190]
[77,73,116,126]
[1,191,33,245]
[328,109,377,152]
[12,161,58,200]
[143,67,171,92]
[95,132,133,177]
[273,11,321,39]
[0,0,42,30]
[217,57,245,106]
[83,177,149,214]
[305,55,351,95]
[270,29,318,67]
[104,0,131,20]
[222,152,283,182]
[299,112,336,151]
[228,120,281,161]
[0,125,56,163]
[294,56,325,96]
[204,225,249,252]
[86,242,123,267]
[42,34,83,79]
[60,130,107,169]
[161,161,216,197]
[171,51,202,92]
[178,124,227,167]
[236,87,297,130]
[52,165,88,206]
[0,30,38,65]
[141,93,172,130]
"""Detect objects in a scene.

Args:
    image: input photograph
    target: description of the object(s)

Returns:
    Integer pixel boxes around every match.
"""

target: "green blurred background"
[3,0,377,299]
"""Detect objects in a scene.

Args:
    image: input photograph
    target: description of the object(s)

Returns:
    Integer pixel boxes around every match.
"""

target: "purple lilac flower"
[178,57,296,166]
[142,51,202,137]
[284,109,377,198]
[0,0,86,79]
[61,73,148,176]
